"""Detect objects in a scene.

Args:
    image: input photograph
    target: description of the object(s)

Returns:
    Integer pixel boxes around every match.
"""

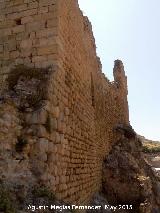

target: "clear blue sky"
[78,0,160,141]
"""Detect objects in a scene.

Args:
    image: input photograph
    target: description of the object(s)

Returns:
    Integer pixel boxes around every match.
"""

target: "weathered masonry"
[0,0,129,205]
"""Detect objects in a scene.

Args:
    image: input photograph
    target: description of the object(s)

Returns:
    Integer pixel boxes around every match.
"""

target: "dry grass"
[6,65,51,108]
[143,141,160,153]
[7,65,50,90]
[140,136,160,153]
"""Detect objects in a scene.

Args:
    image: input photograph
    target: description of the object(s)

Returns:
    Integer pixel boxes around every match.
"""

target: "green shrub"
[7,65,50,90]
[6,65,50,108]
[0,184,16,213]
[33,186,55,201]
[143,145,160,153]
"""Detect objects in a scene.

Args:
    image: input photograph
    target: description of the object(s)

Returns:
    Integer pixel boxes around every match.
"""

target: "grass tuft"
[32,186,55,201]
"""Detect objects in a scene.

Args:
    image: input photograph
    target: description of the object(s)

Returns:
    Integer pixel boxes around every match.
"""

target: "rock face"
[144,153,160,179]
[103,129,160,212]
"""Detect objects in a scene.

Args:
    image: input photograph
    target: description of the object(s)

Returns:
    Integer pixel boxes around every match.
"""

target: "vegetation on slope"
[139,136,160,153]
[0,183,16,213]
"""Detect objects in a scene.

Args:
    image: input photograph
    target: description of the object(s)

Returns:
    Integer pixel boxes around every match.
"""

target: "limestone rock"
[103,136,160,212]
[25,109,47,124]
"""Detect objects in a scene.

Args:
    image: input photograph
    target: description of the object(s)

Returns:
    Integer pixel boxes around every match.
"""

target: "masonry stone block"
[25,109,47,125]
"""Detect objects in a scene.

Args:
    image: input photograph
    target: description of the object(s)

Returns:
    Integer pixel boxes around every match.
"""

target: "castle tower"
[113,60,127,92]
[113,59,129,124]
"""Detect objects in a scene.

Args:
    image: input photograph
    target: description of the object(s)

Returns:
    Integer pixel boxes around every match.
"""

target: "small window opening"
[15,18,22,25]
[29,53,33,62]
[45,21,47,28]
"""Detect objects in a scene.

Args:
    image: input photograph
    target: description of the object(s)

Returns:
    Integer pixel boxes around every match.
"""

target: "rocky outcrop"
[102,127,160,213]
[144,153,160,178]
[0,66,53,212]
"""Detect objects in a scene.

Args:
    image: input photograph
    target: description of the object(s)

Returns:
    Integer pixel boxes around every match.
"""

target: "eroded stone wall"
[0,0,129,205]
[0,0,59,91]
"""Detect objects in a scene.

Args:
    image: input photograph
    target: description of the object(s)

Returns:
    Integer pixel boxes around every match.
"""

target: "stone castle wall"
[0,0,59,90]
[0,0,129,205]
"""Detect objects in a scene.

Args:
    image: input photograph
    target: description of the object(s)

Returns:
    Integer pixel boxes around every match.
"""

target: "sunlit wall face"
[78,0,160,141]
